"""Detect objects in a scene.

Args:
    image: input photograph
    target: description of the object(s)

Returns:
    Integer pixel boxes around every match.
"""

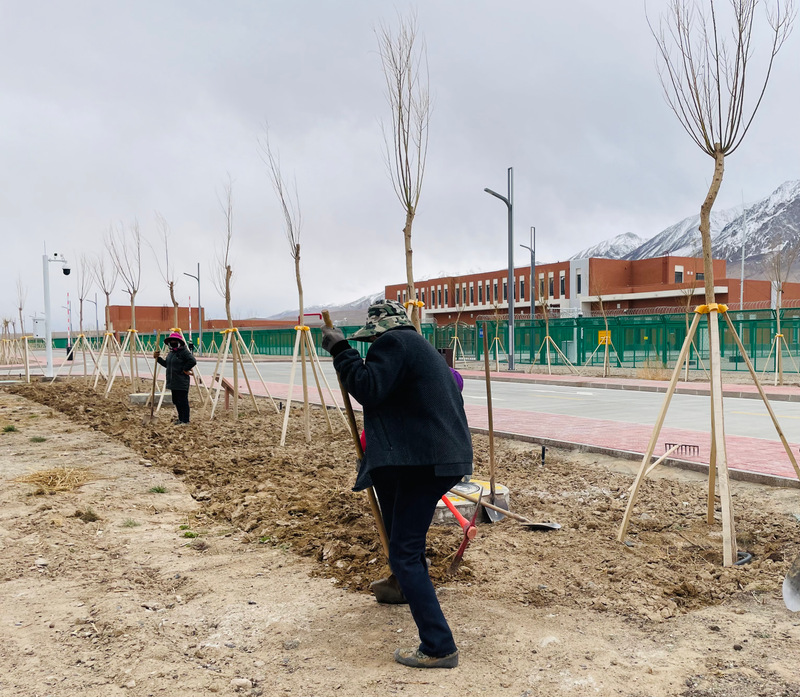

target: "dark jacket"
[157,347,197,392]
[332,327,473,491]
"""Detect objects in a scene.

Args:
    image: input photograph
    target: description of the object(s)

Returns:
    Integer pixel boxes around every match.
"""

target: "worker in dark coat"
[322,300,473,669]
[153,332,197,424]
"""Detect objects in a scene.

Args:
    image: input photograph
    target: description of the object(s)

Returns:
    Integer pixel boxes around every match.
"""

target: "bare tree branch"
[213,174,235,327]
[16,276,27,337]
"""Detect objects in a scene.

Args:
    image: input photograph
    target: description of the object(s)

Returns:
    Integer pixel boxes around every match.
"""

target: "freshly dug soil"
[10,381,800,623]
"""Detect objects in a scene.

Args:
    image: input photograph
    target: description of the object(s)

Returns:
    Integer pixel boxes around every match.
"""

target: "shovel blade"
[520,521,561,531]
[783,553,800,612]
[482,496,509,523]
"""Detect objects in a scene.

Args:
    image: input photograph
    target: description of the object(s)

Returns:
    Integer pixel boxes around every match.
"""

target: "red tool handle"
[442,496,477,540]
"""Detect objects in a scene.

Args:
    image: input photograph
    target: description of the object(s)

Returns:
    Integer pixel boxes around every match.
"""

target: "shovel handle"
[322,309,391,561]
[441,496,477,539]
[448,489,533,525]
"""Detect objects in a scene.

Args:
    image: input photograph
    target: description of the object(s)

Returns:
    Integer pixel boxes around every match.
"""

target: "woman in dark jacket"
[322,300,473,670]
[153,332,197,424]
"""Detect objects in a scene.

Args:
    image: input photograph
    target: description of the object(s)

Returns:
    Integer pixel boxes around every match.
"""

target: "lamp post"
[484,167,515,371]
[520,226,536,317]
[183,263,202,354]
[42,248,69,378]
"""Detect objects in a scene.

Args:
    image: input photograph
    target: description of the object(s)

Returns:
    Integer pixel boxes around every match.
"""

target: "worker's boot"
[370,574,407,604]
[394,647,459,669]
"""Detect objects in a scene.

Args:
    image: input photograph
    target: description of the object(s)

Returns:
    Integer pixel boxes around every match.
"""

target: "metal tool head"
[783,553,800,612]
[519,521,561,531]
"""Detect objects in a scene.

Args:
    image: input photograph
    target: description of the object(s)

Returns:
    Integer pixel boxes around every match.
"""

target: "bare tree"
[75,254,93,379]
[376,10,431,333]
[651,0,794,304]
[590,276,612,377]
[259,133,311,443]
[106,220,143,388]
[648,0,795,566]
[16,276,27,337]
[211,174,242,417]
[151,213,180,328]
[93,253,118,333]
[762,234,800,384]
[678,239,705,379]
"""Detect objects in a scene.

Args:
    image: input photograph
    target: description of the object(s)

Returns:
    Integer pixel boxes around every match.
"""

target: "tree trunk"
[699,151,725,303]
[18,308,25,337]
[295,248,311,443]
[603,311,610,378]
[105,292,112,377]
[403,210,421,332]
[80,299,86,380]
[130,291,138,390]
[224,265,238,417]
[169,281,179,329]
[776,286,783,385]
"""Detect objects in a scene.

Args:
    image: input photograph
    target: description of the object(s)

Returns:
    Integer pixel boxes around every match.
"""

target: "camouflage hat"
[349,299,414,341]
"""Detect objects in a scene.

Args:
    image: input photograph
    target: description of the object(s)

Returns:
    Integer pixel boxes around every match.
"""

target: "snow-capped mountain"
[625,205,743,260]
[712,180,800,261]
[268,291,384,320]
[571,232,645,260]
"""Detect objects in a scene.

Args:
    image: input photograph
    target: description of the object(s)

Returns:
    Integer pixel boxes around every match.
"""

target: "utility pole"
[740,194,747,310]
[520,226,536,316]
[484,167,515,371]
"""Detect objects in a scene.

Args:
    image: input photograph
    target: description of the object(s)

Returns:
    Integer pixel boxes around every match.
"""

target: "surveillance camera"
[62,264,71,276]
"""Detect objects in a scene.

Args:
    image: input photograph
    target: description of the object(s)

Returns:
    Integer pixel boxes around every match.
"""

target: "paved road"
[22,353,800,444]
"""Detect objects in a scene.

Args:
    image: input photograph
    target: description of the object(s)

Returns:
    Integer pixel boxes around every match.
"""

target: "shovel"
[482,330,507,522]
[444,492,480,575]
[448,488,561,531]
[783,552,800,611]
[142,362,159,426]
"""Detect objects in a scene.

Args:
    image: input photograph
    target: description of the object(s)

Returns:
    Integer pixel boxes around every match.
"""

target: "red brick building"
[385,255,800,325]
[107,305,204,334]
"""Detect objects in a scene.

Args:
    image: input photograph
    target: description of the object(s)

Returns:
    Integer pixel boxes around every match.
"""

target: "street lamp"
[484,167,515,371]
[42,248,70,378]
[183,263,202,354]
[520,226,536,317]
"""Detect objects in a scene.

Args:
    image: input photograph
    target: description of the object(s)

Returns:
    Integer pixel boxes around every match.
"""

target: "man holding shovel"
[322,300,472,669]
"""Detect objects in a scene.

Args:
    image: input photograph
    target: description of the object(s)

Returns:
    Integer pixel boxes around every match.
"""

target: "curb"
[461,374,800,403]
[468,426,800,490]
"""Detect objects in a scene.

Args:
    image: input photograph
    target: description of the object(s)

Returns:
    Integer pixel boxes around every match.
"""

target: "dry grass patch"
[15,466,97,493]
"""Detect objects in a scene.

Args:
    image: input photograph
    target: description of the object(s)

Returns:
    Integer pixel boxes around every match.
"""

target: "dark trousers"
[171,389,190,423]
[370,466,462,658]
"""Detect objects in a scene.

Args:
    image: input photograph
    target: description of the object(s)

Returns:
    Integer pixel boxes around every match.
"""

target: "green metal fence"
[44,309,800,374]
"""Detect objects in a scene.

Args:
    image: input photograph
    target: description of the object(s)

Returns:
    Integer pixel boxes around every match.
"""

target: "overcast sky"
[1,1,798,330]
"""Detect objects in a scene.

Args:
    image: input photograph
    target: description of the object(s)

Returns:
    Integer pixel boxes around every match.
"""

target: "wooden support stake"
[723,312,800,481]
[209,331,232,420]
[279,328,303,446]
[302,330,332,434]
[237,333,279,413]
[618,312,701,542]
[305,334,348,429]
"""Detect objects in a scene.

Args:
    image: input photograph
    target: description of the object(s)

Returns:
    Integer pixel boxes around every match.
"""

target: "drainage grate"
[664,442,700,456]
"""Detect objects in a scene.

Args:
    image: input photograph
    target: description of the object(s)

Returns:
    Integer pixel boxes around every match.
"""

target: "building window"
[444,287,449,305]
[696,272,704,281]
[421,289,425,305]
[470,286,474,304]
[503,280,508,301]
[455,286,460,306]
[560,274,565,296]
[438,288,442,306]
[494,281,498,302]
[397,291,401,302]
[402,290,407,303]
[539,278,544,299]
[549,276,554,297]
[487,282,491,303]
[576,271,582,295]
[675,265,684,284]
[520,278,525,301]
[478,284,483,304]
[463,285,467,306]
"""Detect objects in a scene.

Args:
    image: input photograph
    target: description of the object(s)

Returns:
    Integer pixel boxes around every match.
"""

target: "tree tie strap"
[695,303,728,314]
[404,300,425,308]
[294,326,310,331]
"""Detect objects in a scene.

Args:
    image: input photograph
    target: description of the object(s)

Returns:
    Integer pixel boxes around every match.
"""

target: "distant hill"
[571,232,645,260]
[268,291,384,325]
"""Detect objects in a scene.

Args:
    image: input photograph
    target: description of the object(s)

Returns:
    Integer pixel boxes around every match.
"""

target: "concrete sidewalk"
[459,370,800,403]
[235,378,800,489]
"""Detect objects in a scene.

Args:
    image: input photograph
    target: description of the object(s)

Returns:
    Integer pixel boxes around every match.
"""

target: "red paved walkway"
[236,379,800,485]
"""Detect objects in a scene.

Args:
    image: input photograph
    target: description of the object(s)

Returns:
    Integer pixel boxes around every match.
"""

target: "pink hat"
[164,332,185,346]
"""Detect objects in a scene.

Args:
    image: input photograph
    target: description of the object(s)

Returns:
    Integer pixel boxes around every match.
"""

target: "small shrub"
[76,507,100,523]
[3,425,18,433]
[30,436,47,443]
[149,485,167,494]
[179,524,190,530]
[182,531,199,538]
[121,519,140,528]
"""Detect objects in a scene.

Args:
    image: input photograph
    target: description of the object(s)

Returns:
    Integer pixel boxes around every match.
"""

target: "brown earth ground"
[1,382,800,696]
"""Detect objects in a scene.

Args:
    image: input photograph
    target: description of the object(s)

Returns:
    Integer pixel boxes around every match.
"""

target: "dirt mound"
[10,381,800,622]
